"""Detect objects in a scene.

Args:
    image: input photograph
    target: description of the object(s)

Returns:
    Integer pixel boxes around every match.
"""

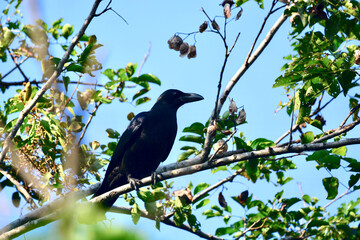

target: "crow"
[92,89,203,211]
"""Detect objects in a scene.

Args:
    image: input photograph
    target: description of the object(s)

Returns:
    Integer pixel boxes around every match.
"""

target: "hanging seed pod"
[315,115,326,126]
[222,0,234,19]
[187,45,197,59]
[354,50,360,65]
[211,20,220,31]
[199,21,208,33]
[236,108,246,125]
[236,7,243,20]
[218,192,228,208]
[213,139,228,155]
[167,35,183,51]
[179,42,190,57]
[237,190,249,204]
[229,98,237,115]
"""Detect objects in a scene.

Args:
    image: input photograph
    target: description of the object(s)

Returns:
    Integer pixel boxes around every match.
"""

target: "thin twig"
[0,57,29,81]
[339,105,360,129]
[7,48,29,82]
[77,101,102,145]
[244,0,277,66]
[234,217,267,239]
[137,42,151,77]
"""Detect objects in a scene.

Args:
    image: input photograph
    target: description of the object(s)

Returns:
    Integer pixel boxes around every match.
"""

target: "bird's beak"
[180,93,204,103]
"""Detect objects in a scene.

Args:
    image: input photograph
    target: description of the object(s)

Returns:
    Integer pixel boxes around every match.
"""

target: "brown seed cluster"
[168,35,197,59]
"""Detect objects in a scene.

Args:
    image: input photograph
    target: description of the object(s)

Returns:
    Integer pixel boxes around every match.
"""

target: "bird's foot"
[127,174,141,191]
[151,172,160,186]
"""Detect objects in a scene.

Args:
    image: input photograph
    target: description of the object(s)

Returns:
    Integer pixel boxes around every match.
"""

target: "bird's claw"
[151,172,158,186]
[127,175,141,191]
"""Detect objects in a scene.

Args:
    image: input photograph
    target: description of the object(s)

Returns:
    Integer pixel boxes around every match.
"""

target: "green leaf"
[178,149,195,162]
[349,174,360,188]
[137,189,154,203]
[68,121,82,132]
[125,62,136,77]
[135,97,150,105]
[194,183,210,195]
[138,74,161,86]
[250,138,274,150]
[132,88,149,101]
[338,70,356,96]
[131,203,141,224]
[179,135,204,144]
[196,199,210,209]
[301,131,314,144]
[246,159,259,183]
[90,141,100,150]
[325,14,340,39]
[330,146,347,156]
[62,23,73,39]
[183,122,205,136]
[302,194,311,204]
[322,177,339,200]
[307,219,329,228]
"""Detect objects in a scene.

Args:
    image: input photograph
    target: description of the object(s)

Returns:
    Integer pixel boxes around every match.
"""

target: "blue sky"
[1,0,359,239]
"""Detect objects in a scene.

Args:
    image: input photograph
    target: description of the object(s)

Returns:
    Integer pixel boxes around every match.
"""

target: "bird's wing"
[104,112,148,179]
[93,112,148,198]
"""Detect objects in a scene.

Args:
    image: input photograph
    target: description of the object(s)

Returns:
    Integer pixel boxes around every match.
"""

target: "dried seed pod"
[187,45,197,59]
[211,20,220,31]
[237,190,248,204]
[355,50,360,65]
[199,21,208,33]
[229,98,237,115]
[179,42,190,57]
[221,130,233,135]
[174,187,193,205]
[168,35,183,51]
[207,125,217,137]
[236,108,246,125]
[218,192,227,208]
[222,0,234,19]
[315,115,326,126]
[278,0,289,4]
[236,7,243,20]
[213,139,228,155]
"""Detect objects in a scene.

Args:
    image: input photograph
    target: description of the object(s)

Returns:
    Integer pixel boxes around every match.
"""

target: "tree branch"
[0,167,38,210]
[202,12,289,160]
[0,0,103,164]
[1,136,360,238]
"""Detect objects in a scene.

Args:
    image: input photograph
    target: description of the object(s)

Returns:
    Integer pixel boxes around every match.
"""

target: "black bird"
[92,89,203,210]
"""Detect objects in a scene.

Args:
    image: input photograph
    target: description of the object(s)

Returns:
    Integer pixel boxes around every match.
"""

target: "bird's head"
[154,89,204,109]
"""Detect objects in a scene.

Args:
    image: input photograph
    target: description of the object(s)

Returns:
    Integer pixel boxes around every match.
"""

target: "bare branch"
[0,57,29,81]
[202,13,289,160]
[137,42,151,77]
[0,0,103,164]
[77,101,102,145]
[7,48,30,82]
